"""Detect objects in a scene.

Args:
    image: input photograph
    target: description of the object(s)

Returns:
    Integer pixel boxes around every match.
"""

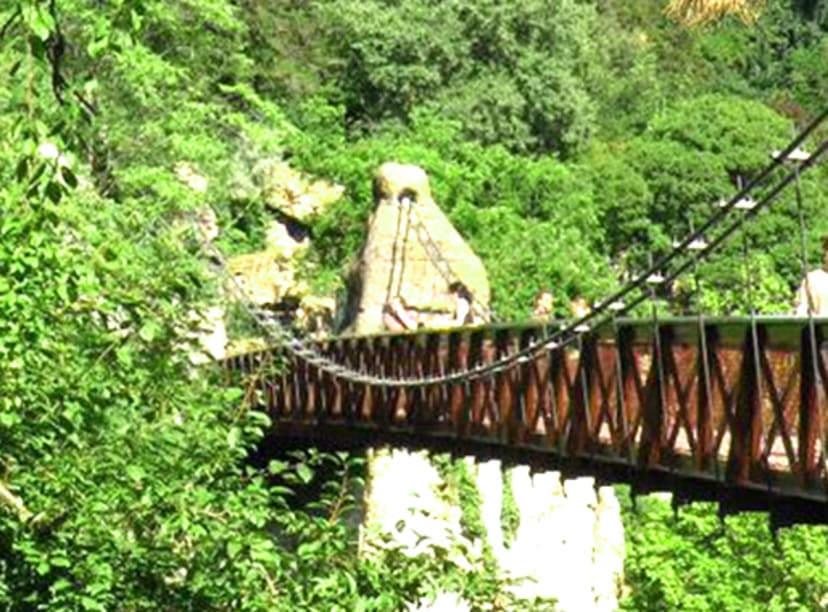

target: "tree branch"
[47,0,66,105]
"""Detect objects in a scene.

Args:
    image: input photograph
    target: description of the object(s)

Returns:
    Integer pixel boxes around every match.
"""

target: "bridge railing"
[224,316,827,516]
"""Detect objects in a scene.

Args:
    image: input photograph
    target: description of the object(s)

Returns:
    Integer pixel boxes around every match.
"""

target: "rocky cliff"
[348,163,625,610]
[345,162,491,334]
[193,158,626,610]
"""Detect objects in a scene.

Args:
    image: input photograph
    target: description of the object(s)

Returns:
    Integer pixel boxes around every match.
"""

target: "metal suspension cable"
[401,130,828,385]
[460,108,828,369]
[788,145,827,473]
[735,172,768,487]
[229,110,828,388]
[393,197,415,300]
[237,135,828,387]
[383,194,409,306]
[615,135,828,318]
[70,195,263,388]
[406,205,492,321]
[585,105,828,333]
[688,217,718,479]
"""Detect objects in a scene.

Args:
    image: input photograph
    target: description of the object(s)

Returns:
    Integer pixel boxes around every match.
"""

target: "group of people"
[381,235,828,334]
[530,234,828,322]
[382,282,593,334]
[532,289,590,323]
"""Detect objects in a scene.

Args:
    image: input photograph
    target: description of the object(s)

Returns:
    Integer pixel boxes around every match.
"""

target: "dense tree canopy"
[1,0,827,609]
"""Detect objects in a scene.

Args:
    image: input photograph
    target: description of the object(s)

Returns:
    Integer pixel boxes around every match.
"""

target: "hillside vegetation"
[1,0,827,609]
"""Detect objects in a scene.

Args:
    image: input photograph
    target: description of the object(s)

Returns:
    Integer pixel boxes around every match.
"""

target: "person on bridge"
[532,289,555,319]
[794,235,828,316]
[570,296,591,332]
[447,281,475,326]
[382,296,419,331]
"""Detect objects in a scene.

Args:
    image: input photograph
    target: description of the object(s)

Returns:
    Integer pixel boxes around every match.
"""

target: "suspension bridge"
[221,107,828,527]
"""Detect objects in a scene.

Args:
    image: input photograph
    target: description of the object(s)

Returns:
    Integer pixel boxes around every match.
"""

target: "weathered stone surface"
[225,175,329,312]
[476,459,505,554]
[504,468,567,602]
[264,218,309,260]
[497,470,625,610]
[593,486,625,612]
[362,450,625,610]
[360,448,480,568]
[187,305,227,364]
[296,295,335,338]
[224,336,269,357]
[226,250,308,306]
[258,160,344,221]
[173,161,339,357]
[347,162,490,334]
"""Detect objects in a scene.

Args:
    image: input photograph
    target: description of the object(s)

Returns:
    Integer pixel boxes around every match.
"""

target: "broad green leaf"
[296,463,314,484]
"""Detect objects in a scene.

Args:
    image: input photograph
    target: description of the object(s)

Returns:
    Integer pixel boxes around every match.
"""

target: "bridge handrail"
[233,315,828,360]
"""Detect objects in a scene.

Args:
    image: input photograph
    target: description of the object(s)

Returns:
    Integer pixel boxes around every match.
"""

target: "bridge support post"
[568,333,596,457]
[496,329,518,445]
[638,325,671,469]
[799,324,825,490]
[726,325,765,488]
[696,322,717,475]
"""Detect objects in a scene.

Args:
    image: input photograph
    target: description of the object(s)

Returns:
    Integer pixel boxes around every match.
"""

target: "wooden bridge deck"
[224,316,828,527]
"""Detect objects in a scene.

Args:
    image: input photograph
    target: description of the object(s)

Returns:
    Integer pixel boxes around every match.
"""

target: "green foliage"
[312,0,615,156]
[0,3,296,607]
[455,459,487,543]
[585,93,828,314]
[618,488,828,611]
[431,454,486,542]
[3,0,828,608]
[646,94,791,172]
[294,89,827,319]
[0,1,499,609]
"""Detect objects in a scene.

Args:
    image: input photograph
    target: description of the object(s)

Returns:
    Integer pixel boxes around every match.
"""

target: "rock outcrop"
[346,162,490,334]
[350,163,624,609]
[226,250,307,307]
[258,160,344,221]
[363,453,626,610]
[361,448,480,565]
[224,162,342,351]
[172,162,228,364]
[498,470,624,610]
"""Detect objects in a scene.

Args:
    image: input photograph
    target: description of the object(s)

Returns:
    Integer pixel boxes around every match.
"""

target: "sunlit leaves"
[20,2,55,41]
[665,0,766,27]
[319,0,610,156]
[619,490,828,610]
[0,0,293,608]
[1,0,827,608]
